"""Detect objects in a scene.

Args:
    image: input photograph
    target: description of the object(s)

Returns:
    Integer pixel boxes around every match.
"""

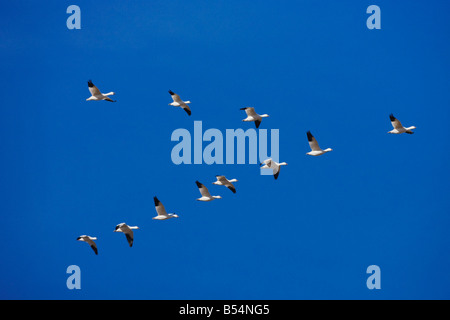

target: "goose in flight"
[168,90,191,116]
[76,235,98,255]
[240,107,269,128]
[260,158,287,180]
[114,223,139,247]
[196,181,222,201]
[213,175,238,194]
[388,114,416,134]
[153,196,179,220]
[86,80,116,102]
[306,131,333,156]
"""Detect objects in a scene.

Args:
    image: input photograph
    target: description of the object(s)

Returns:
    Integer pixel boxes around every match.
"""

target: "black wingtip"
[255,120,261,128]
[274,171,280,180]
[168,90,175,95]
[87,80,94,87]
[307,131,313,141]
[240,107,247,110]
[154,196,160,206]
[185,108,192,116]
[389,113,396,121]
[196,181,203,188]
[76,236,81,240]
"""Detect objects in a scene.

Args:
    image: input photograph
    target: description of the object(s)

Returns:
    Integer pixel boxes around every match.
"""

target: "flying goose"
[86,80,116,102]
[76,235,98,255]
[196,181,222,201]
[388,114,416,134]
[213,175,238,194]
[306,131,333,156]
[114,223,139,247]
[240,107,269,128]
[168,90,191,116]
[260,158,287,180]
[153,196,179,220]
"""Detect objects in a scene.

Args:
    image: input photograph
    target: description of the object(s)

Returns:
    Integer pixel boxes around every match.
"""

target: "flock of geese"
[77,80,417,255]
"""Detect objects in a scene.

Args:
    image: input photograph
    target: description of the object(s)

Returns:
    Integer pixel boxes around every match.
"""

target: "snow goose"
[213,175,238,193]
[196,181,222,201]
[153,196,179,220]
[86,80,116,102]
[306,131,333,156]
[240,107,269,128]
[168,90,191,116]
[260,158,287,180]
[388,114,416,134]
[76,235,98,255]
[114,223,139,247]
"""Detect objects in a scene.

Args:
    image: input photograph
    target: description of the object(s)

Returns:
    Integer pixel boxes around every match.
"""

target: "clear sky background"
[1,0,449,299]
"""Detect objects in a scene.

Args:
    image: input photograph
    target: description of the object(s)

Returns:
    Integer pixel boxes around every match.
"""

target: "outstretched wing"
[125,232,134,247]
[274,169,280,180]
[226,184,236,193]
[181,104,191,116]
[169,90,182,103]
[307,131,321,151]
[241,107,258,117]
[88,80,101,96]
[196,181,212,197]
[90,243,98,255]
[390,114,403,129]
[154,196,169,217]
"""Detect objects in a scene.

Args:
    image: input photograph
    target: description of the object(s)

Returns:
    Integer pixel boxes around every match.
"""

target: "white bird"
[213,175,238,194]
[153,196,179,220]
[86,80,116,102]
[388,114,416,134]
[260,158,287,180]
[114,223,139,247]
[240,107,269,128]
[306,131,333,156]
[77,235,98,255]
[196,181,222,201]
[168,90,191,116]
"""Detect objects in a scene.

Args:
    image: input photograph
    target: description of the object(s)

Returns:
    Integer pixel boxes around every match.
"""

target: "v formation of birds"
[78,80,417,255]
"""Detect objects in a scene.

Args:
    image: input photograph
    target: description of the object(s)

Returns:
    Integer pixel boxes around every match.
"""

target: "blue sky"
[1,0,450,299]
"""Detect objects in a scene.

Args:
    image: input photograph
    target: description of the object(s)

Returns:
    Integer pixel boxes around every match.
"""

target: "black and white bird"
[168,90,191,116]
[306,131,333,156]
[388,114,416,134]
[153,196,179,220]
[86,80,116,102]
[76,235,98,255]
[213,175,238,194]
[114,223,139,247]
[240,107,269,128]
[260,158,288,180]
[196,181,222,201]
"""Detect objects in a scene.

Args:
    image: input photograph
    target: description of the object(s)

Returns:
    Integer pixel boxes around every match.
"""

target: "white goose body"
[114,223,139,247]
[77,235,98,255]
[196,181,222,201]
[153,196,179,220]
[86,80,116,102]
[213,175,238,194]
[260,158,287,180]
[168,90,191,116]
[388,114,416,134]
[306,131,333,156]
[240,107,269,128]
